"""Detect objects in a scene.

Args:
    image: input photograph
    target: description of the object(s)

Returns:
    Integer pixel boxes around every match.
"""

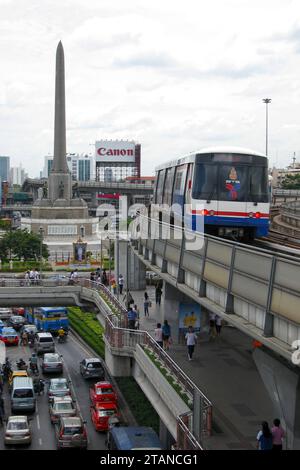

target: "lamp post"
[39,227,44,284]
[262,98,271,156]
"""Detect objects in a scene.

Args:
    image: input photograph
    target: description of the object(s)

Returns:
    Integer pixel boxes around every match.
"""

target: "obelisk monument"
[48,41,72,202]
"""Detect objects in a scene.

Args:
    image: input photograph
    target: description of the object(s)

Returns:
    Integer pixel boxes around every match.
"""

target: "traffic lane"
[0,343,56,450]
[54,335,107,450]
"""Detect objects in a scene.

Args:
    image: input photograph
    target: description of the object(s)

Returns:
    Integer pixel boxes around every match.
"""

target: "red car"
[90,402,119,432]
[0,327,19,346]
[89,381,117,405]
[12,307,25,316]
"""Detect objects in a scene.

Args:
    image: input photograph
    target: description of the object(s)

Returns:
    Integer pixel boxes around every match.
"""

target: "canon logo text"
[97,147,134,157]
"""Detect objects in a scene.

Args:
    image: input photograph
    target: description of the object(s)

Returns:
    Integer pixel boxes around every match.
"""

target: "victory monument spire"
[48,41,72,201]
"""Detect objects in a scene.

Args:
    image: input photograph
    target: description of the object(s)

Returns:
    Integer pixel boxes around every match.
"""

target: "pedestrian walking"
[215,314,222,336]
[34,268,40,285]
[29,269,35,285]
[118,274,124,295]
[111,279,117,295]
[256,421,273,450]
[133,305,140,329]
[0,396,5,426]
[162,320,171,350]
[144,292,150,317]
[69,271,75,285]
[185,326,197,360]
[25,270,30,286]
[73,268,79,284]
[209,312,216,340]
[271,419,285,450]
[155,284,162,306]
[20,331,28,346]
[154,323,163,348]
[102,269,108,286]
[127,307,137,330]
[90,272,96,282]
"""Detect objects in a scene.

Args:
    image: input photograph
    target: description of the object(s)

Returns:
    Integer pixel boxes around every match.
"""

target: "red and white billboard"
[95,140,135,163]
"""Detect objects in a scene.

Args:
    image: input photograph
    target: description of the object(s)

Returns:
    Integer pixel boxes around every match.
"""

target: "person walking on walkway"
[185,326,197,360]
[133,305,140,329]
[155,284,162,306]
[118,274,124,295]
[256,421,273,450]
[144,292,150,317]
[215,314,222,336]
[154,323,163,348]
[209,312,216,340]
[272,419,285,450]
[162,320,171,350]
[127,307,137,330]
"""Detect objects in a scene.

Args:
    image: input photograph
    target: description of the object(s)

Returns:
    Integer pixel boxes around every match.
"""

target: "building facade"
[95,140,141,182]
[0,156,10,182]
[10,165,27,186]
[43,153,93,181]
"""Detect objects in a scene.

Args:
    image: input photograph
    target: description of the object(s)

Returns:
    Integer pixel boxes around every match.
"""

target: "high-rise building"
[0,156,10,182]
[42,153,93,181]
[10,165,27,186]
[95,140,141,182]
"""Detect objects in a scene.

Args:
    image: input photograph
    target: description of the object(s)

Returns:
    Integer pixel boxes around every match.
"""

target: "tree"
[281,174,300,189]
[0,229,49,261]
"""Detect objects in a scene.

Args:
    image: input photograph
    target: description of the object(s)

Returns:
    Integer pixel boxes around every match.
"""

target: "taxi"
[90,402,119,432]
[8,370,28,389]
[0,327,19,346]
[89,381,117,406]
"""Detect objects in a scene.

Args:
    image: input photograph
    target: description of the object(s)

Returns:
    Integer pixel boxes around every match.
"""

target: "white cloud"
[1,0,300,173]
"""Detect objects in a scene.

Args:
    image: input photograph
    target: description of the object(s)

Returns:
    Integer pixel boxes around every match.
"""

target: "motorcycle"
[17,359,28,371]
[58,334,67,343]
[29,361,39,375]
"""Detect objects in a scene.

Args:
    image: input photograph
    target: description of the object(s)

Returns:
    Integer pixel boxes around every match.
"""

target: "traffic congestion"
[0,306,121,450]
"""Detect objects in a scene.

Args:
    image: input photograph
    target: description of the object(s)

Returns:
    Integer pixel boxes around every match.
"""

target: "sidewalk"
[128,287,275,450]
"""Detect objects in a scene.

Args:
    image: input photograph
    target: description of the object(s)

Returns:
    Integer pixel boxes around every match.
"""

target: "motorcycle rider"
[29,353,38,374]
[17,358,27,369]
[57,327,66,342]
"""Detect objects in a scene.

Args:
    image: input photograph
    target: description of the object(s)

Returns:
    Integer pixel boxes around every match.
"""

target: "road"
[0,332,107,450]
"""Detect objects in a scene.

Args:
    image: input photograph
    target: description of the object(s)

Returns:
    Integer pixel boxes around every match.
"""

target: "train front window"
[192,164,217,200]
[249,166,268,203]
[218,165,248,202]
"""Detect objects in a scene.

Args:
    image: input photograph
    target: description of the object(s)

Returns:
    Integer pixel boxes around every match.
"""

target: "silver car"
[4,416,32,446]
[42,353,63,374]
[48,378,71,403]
[49,396,77,424]
[80,358,105,380]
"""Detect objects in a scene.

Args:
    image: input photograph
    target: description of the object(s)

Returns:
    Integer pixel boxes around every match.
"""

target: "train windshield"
[193,163,268,202]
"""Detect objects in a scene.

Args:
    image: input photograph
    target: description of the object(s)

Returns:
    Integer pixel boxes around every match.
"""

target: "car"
[12,307,25,316]
[89,381,117,406]
[80,358,105,380]
[54,416,88,449]
[4,416,32,446]
[0,307,12,320]
[90,402,119,432]
[0,327,19,346]
[42,353,63,374]
[49,396,77,424]
[8,370,28,390]
[8,315,26,331]
[35,332,55,354]
[48,378,72,403]
[20,324,38,336]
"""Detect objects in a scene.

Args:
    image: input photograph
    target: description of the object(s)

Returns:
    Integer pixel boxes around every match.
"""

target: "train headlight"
[255,212,261,218]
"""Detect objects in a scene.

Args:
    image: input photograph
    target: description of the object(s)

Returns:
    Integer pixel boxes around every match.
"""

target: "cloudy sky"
[1,0,300,177]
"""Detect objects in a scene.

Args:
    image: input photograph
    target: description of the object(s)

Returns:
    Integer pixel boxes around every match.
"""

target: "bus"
[107,426,163,450]
[25,307,69,335]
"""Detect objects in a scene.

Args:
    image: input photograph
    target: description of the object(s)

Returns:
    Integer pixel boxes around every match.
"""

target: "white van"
[11,377,36,412]
[35,332,55,354]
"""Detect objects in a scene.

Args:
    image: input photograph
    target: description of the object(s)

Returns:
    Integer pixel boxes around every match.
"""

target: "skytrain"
[153,147,270,240]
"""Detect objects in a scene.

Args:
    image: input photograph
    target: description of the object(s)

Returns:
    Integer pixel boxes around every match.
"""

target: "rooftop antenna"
[293,152,296,169]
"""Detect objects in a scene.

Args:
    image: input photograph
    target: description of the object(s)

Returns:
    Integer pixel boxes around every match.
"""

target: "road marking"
[36,402,38,412]
[37,415,40,430]
[69,333,92,357]
[39,438,42,446]
[55,345,82,415]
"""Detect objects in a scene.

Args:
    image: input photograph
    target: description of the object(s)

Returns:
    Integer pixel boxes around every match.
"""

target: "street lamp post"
[262,98,271,156]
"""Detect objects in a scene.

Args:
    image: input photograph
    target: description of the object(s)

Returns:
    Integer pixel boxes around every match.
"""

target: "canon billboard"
[95,140,136,163]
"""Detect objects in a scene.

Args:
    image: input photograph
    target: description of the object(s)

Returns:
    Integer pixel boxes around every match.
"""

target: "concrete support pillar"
[115,239,146,291]
[105,344,132,377]
[253,347,300,449]
[159,418,175,449]
[162,281,191,343]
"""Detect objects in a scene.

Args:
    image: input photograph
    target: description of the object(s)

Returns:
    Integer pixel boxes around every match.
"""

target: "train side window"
[156,170,166,204]
[163,167,175,205]
[172,165,187,205]
[185,164,194,206]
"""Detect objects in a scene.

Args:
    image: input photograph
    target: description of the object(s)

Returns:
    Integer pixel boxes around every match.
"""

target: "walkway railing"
[105,313,212,449]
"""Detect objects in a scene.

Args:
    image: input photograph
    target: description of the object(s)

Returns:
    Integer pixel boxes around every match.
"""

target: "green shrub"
[68,307,105,358]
